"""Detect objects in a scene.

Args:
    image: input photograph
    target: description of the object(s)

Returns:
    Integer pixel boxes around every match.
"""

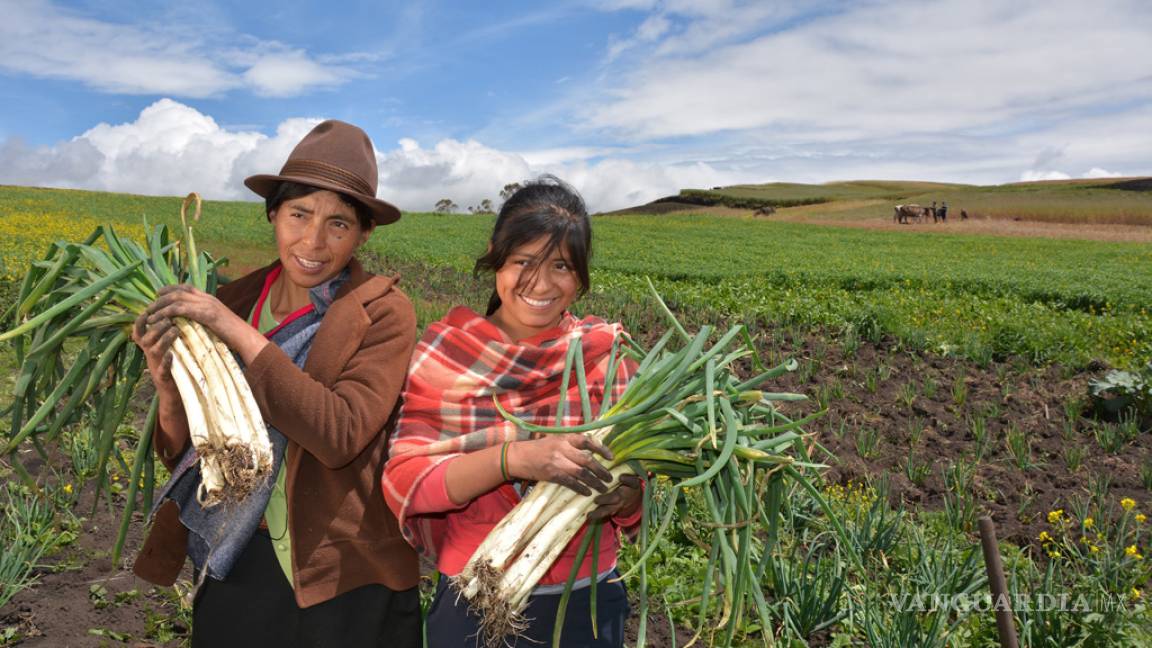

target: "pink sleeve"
[406,459,467,515]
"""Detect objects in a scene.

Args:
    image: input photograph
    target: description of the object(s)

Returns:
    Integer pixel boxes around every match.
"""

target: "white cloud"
[555,0,1152,186]
[585,0,1152,142]
[0,99,754,213]
[0,0,360,97]
[1020,170,1072,182]
[242,50,354,97]
[1085,167,1123,179]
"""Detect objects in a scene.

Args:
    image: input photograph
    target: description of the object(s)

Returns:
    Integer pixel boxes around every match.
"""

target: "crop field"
[2,184,1152,646]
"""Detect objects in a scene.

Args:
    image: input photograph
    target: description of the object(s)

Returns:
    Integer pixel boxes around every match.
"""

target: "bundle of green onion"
[1,194,271,513]
[457,283,850,648]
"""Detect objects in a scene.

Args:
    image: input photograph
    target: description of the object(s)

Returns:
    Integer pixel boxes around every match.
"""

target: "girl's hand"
[144,285,268,364]
[507,433,615,496]
[588,472,642,522]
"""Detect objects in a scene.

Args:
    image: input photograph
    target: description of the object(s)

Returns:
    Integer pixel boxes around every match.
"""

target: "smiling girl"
[382,176,641,647]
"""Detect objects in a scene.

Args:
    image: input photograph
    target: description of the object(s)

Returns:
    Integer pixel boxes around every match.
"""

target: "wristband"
[499,442,511,481]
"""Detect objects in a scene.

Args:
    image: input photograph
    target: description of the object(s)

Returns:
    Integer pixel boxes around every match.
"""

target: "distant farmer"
[939,201,948,222]
[931,201,938,222]
[961,209,969,221]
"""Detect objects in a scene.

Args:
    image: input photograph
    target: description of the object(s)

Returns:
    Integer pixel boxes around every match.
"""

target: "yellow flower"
[1038,531,1052,543]
[63,483,73,494]
[1122,498,1136,511]
[1048,509,1065,524]
[1126,545,1144,560]
[1133,588,1143,601]
[1047,549,1061,559]
[1090,544,1100,554]
[1138,514,1147,524]
[1084,517,1094,529]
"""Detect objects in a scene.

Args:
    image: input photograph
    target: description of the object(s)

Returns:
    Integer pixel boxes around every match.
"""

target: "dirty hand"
[588,472,642,522]
[144,285,267,364]
[506,433,616,496]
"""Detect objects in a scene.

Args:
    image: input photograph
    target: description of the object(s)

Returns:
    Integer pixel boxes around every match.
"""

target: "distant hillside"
[604,178,1152,226]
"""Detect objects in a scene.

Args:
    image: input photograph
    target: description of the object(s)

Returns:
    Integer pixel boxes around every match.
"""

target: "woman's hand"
[144,285,268,365]
[132,310,179,391]
[587,472,642,522]
[506,433,616,496]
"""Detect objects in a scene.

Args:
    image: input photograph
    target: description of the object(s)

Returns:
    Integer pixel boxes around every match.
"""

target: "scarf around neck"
[382,306,632,557]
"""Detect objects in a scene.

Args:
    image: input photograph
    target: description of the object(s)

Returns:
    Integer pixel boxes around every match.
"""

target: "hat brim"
[244,174,401,226]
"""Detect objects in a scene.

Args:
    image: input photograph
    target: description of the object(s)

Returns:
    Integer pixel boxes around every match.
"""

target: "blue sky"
[2,0,1150,211]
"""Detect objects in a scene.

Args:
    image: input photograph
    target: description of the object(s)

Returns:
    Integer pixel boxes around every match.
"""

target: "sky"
[1,0,1150,212]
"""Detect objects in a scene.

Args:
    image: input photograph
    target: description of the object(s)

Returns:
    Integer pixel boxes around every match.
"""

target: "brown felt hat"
[244,119,401,225]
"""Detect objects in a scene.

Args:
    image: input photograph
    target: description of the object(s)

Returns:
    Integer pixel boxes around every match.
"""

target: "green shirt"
[252,296,294,586]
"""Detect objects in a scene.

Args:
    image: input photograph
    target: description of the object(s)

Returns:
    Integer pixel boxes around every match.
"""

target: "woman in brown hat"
[130,120,421,647]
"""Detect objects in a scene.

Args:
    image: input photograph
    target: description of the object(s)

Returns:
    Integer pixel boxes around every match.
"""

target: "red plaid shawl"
[381,306,632,558]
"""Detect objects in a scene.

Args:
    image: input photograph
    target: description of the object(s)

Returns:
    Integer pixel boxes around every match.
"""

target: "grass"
[3,183,1152,646]
[3,185,1150,370]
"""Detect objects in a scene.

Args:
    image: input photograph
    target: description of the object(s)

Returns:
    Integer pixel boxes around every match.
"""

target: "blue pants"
[426,572,629,648]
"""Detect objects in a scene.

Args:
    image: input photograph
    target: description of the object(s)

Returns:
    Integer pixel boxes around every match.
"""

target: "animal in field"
[894,204,932,224]
[754,205,776,216]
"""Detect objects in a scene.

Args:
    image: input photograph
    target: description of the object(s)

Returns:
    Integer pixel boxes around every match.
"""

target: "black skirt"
[191,530,421,648]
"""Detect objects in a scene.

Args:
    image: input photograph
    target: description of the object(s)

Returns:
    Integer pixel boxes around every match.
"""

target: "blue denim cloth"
[151,269,349,582]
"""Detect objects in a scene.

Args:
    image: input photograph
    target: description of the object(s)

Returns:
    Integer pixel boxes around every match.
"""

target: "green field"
[4,184,1152,646]
[3,185,1150,370]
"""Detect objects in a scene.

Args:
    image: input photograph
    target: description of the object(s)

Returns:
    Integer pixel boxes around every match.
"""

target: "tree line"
[434,183,522,214]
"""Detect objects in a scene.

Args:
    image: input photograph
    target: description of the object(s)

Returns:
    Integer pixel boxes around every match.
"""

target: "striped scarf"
[382,306,632,557]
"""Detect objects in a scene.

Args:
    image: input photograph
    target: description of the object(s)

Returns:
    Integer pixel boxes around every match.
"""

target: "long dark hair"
[474,175,592,316]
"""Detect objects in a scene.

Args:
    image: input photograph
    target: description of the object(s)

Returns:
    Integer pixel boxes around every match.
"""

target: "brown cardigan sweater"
[132,258,420,607]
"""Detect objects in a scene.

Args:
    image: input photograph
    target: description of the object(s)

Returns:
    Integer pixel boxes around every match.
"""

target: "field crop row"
[2,187,1150,369]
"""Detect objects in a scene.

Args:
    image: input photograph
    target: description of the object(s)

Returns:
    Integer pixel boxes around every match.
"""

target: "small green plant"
[1094,415,1140,454]
[864,369,879,394]
[771,540,849,641]
[87,628,131,642]
[1090,363,1151,423]
[951,374,969,407]
[897,382,917,408]
[968,415,990,461]
[1063,443,1085,472]
[979,400,1002,421]
[1016,484,1038,523]
[921,377,939,400]
[1064,396,1085,424]
[856,425,881,459]
[796,358,818,383]
[906,450,931,486]
[842,324,861,357]
[1005,423,1038,470]
[0,483,67,609]
[907,417,926,446]
[1143,461,1152,492]
[877,362,894,382]
[942,461,979,532]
